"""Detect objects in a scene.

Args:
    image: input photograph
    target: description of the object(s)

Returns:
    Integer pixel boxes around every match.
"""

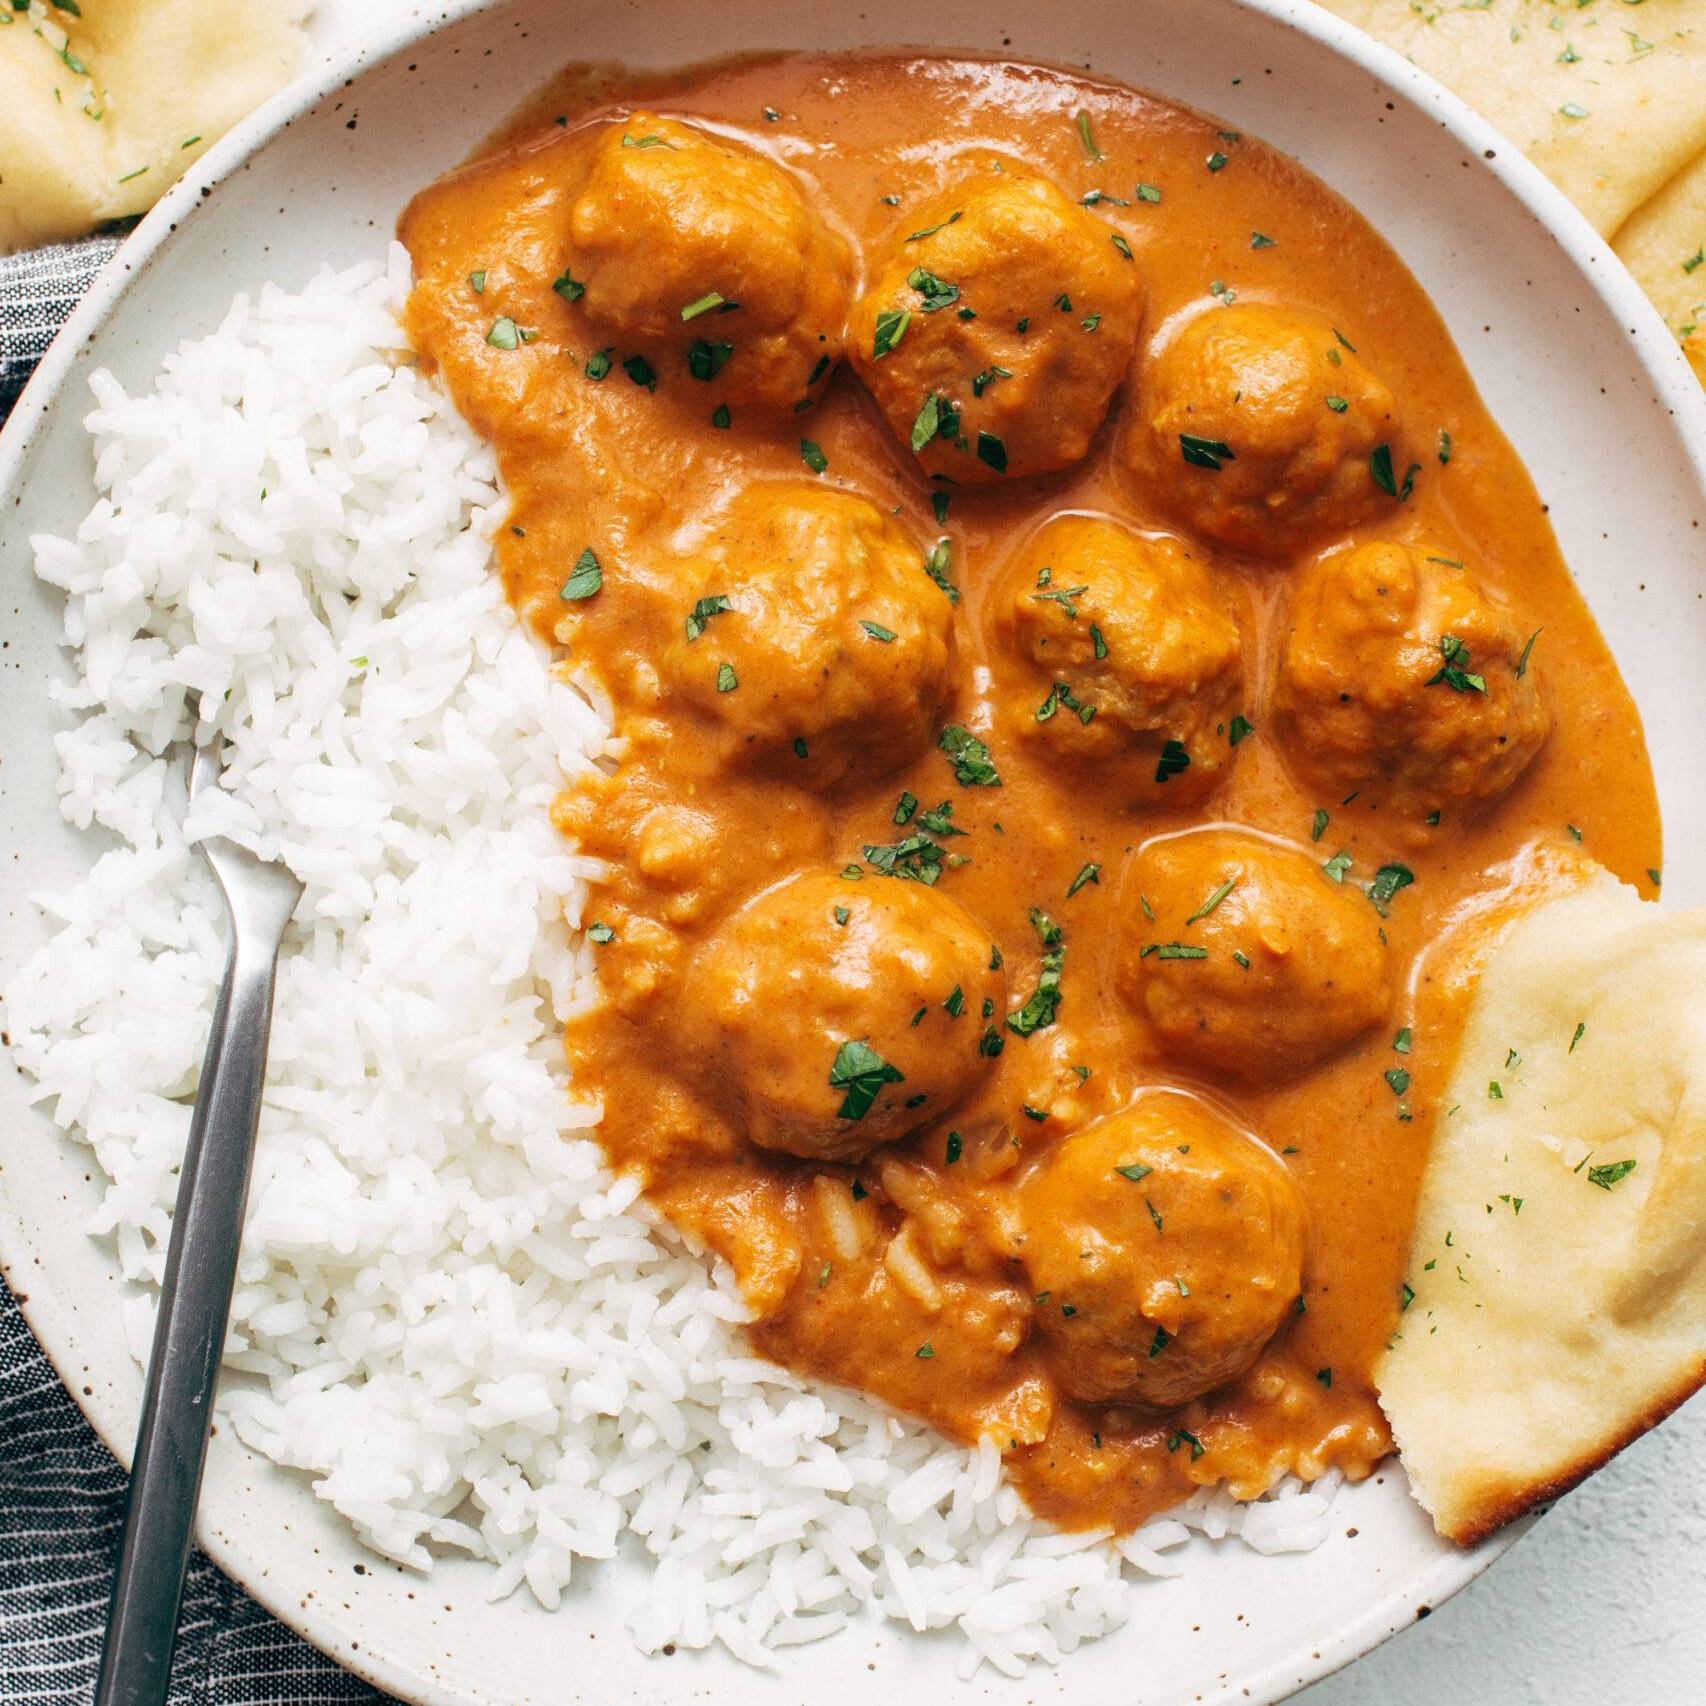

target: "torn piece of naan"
[1377,872,1706,1545]
[1314,1,1706,241]
[0,0,308,253]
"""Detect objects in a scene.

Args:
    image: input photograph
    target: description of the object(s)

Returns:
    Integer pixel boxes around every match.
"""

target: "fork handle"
[94,920,292,1706]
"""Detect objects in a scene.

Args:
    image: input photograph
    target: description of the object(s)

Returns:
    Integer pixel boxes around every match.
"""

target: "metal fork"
[94,727,303,1706]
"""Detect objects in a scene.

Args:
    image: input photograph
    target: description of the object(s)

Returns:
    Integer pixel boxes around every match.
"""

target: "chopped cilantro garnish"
[939,724,1002,787]
[1154,739,1191,784]
[1180,434,1236,470]
[873,309,910,359]
[800,438,828,474]
[560,548,602,601]
[828,1040,904,1122]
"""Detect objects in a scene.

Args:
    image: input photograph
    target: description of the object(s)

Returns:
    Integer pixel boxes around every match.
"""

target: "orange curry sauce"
[400,54,1659,1532]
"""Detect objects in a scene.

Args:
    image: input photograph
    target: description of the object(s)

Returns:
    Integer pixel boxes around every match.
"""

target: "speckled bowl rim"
[1,3,1702,1704]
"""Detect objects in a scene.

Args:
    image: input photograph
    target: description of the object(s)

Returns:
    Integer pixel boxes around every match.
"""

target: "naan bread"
[0,0,308,253]
[1377,872,1706,1545]
[1613,141,1706,370]
[1316,0,1706,239]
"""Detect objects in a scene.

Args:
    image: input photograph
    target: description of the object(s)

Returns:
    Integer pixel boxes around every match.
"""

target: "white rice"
[1,245,1338,1676]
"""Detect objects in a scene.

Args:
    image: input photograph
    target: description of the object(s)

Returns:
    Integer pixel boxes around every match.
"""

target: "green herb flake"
[1136,182,1162,203]
[860,620,897,643]
[560,548,603,602]
[585,348,613,381]
[1167,1427,1206,1461]
[1325,394,1349,414]
[1366,862,1415,916]
[1311,808,1329,843]
[1228,713,1254,747]
[623,354,658,390]
[1206,151,1229,173]
[800,439,829,475]
[1370,443,1420,499]
[873,308,911,359]
[1154,739,1191,785]
[553,272,586,303]
[1180,433,1236,471]
[1074,109,1103,161]
[828,1039,905,1122]
[716,662,738,694]
[915,1342,935,1359]
[1427,634,1487,694]
[1394,1027,1412,1055]
[1111,232,1135,261]
[1570,1021,1586,1054]
[1515,628,1541,678]
[921,538,960,604]
[976,432,1008,474]
[1067,862,1101,899]
[587,921,615,944]
[1322,850,1353,883]
[710,403,732,429]
[1149,1325,1171,1357]
[1588,1158,1637,1191]
[1186,877,1237,924]
[684,594,734,642]
[1385,1068,1411,1096]
[687,339,733,381]
[905,210,964,243]
[468,270,488,294]
[1007,908,1066,1037]
[939,724,1002,787]
[945,1131,964,1164]
[486,317,522,351]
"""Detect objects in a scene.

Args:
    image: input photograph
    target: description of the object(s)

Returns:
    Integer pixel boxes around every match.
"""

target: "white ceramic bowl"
[2,3,1703,1702]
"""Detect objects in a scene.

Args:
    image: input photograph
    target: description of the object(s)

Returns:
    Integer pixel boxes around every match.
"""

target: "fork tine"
[189,728,224,804]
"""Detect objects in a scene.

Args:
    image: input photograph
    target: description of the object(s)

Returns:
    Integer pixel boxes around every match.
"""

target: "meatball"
[565,114,851,416]
[684,871,1007,1163]
[1119,829,1390,1082]
[1119,302,1403,555]
[1270,540,1550,825]
[658,484,956,787]
[1018,1094,1306,1407]
[847,169,1143,483]
[988,514,1244,804]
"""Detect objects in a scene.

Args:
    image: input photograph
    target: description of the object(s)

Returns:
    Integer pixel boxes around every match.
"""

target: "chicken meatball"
[1271,540,1550,826]
[684,871,1007,1163]
[659,484,956,787]
[847,169,1143,484]
[988,514,1244,804]
[565,114,851,416]
[1119,829,1391,1082]
[1019,1094,1306,1407]
[1120,302,1403,555]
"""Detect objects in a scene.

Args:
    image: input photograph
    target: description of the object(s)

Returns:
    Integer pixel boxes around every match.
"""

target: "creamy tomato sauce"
[399,52,1659,1533]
